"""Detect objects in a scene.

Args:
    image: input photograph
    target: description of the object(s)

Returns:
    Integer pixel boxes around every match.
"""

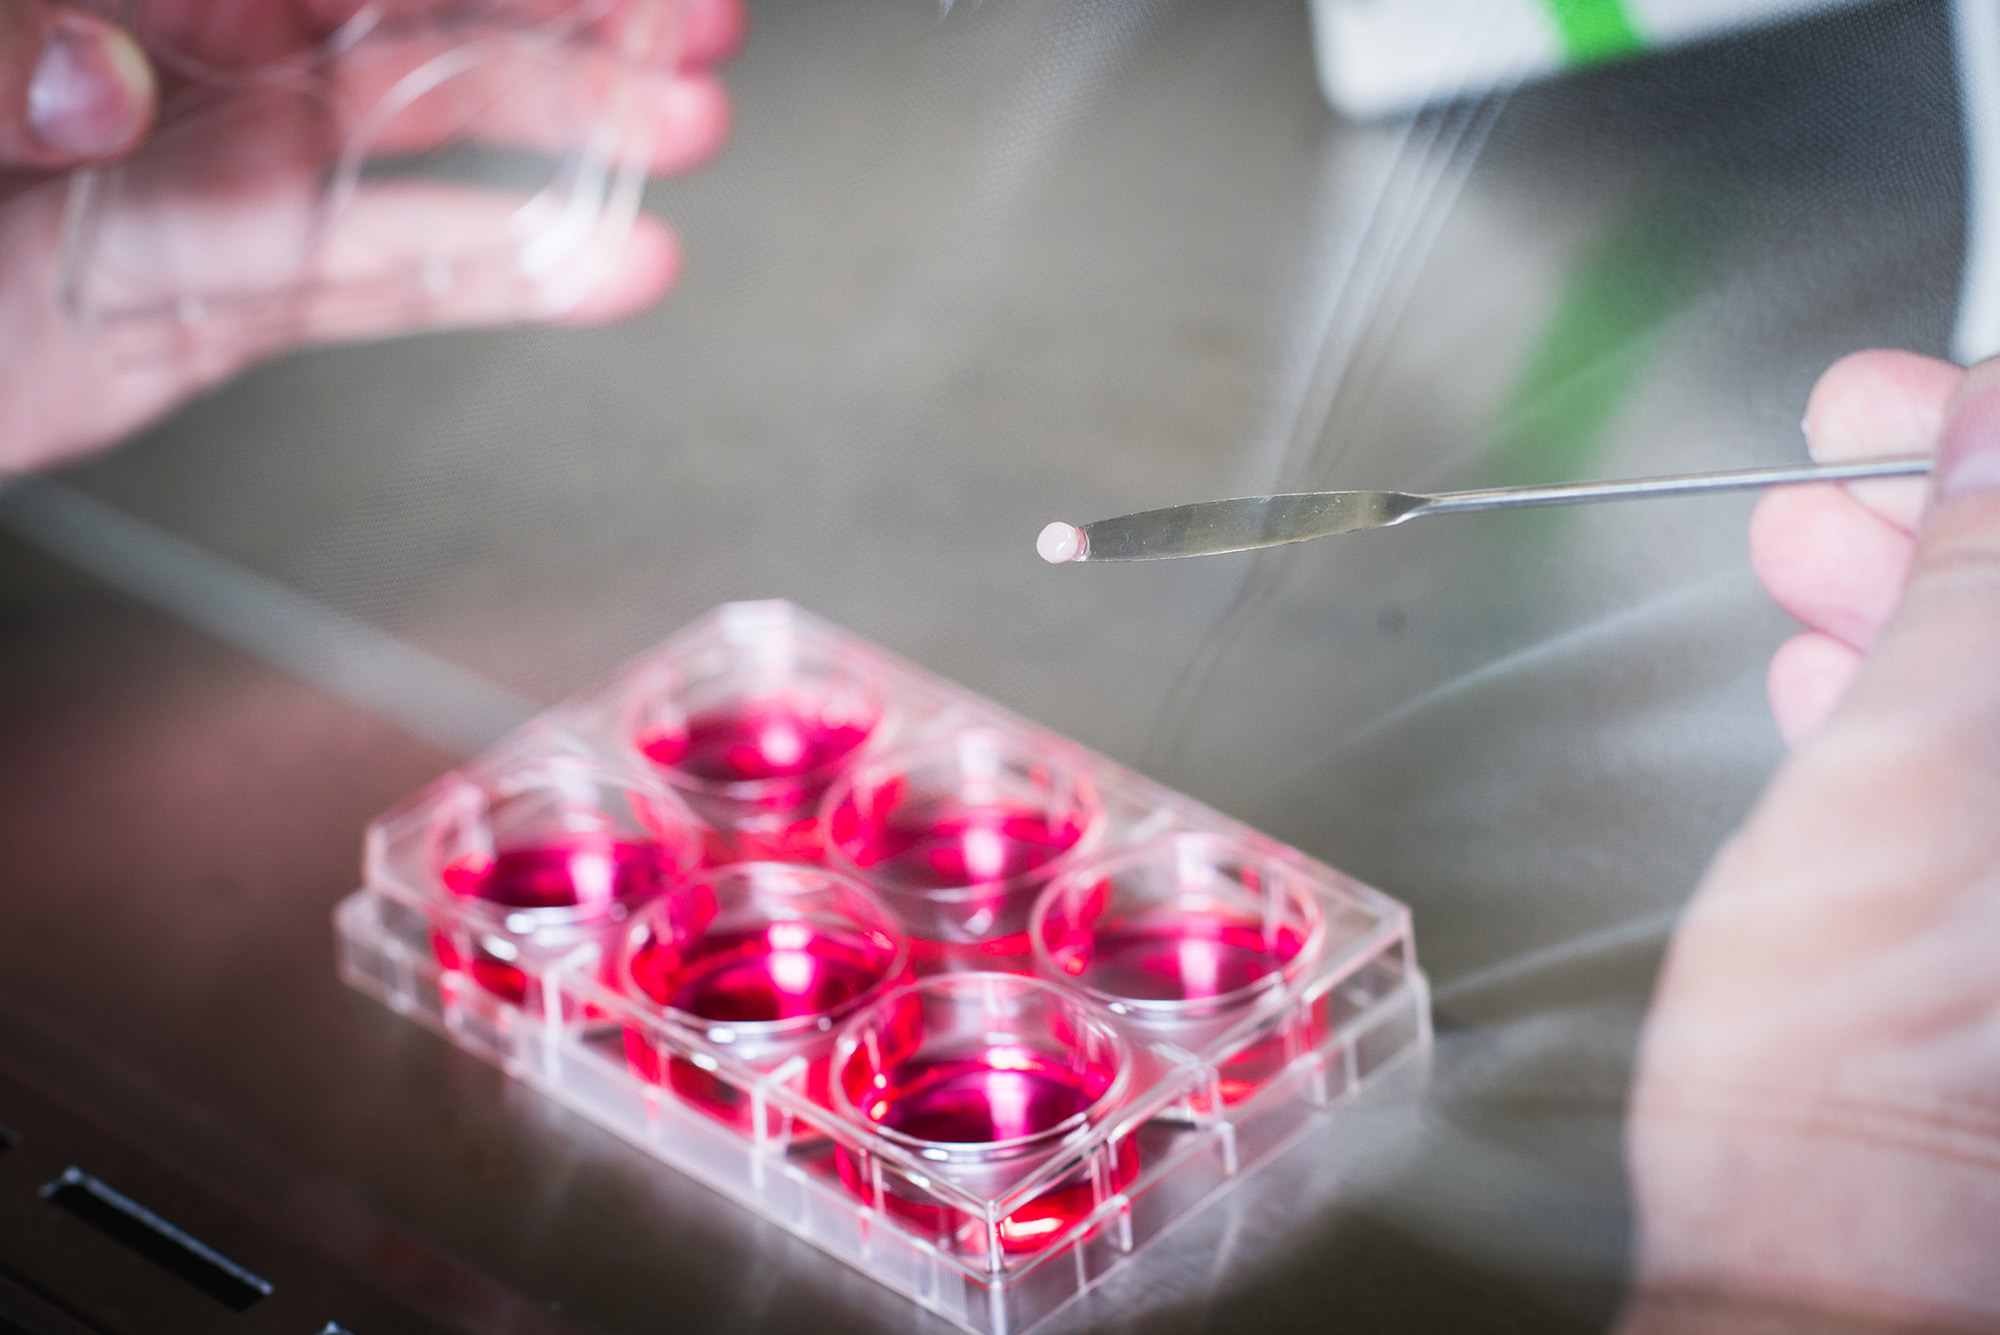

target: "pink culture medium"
[832,796,1088,892]
[831,1047,1140,1254]
[1042,915,1315,1106]
[847,1047,1116,1143]
[432,839,681,1005]
[831,977,1134,1255]
[629,924,897,1024]
[639,698,874,787]
[1032,841,1326,1105]
[639,697,877,863]
[1042,914,1311,1006]
[619,867,907,1130]
[830,796,1090,972]
[823,734,1101,973]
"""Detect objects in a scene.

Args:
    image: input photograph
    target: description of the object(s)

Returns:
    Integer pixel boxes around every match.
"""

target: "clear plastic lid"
[58,0,683,359]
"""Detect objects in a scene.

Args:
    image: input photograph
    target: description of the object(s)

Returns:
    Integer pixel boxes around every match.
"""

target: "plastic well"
[619,861,909,1131]
[628,619,883,862]
[831,973,1134,1260]
[402,751,703,1009]
[1032,835,1328,1107]
[822,728,1103,973]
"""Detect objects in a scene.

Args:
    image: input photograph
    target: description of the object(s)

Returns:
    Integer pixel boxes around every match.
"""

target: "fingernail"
[1935,358,2000,503]
[28,16,154,159]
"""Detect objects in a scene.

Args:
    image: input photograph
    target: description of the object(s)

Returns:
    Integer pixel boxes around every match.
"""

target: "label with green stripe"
[1542,0,1646,64]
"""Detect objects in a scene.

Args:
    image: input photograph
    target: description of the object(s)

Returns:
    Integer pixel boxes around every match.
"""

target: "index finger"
[1802,348,1963,532]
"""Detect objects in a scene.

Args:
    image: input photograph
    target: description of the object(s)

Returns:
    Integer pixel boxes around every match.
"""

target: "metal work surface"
[0,0,1963,1331]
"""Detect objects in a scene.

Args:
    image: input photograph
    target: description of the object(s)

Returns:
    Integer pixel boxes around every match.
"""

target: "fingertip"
[1803,349,1963,464]
[271,184,685,346]
[649,71,730,176]
[1748,481,1915,650]
[559,217,682,326]
[1768,631,1863,749]
[17,9,156,166]
[682,0,749,67]
[1801,349,1956,531]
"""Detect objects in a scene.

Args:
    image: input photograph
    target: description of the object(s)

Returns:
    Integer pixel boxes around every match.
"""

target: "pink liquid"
[851,1049,1108,1141]
[640,699,873,787]
[624,925,902,1129]
[1051,916,1314,1106]
[904,931,1036,976]
[430,930,535,1007]
[433,839,676,1003]
[835,1049,1133,1253]
[630,925,898,1024]
[642,700,874,864]
[1211,1030,1306,1108]
[443,840,677,912]
[695,817,828,868]
[834,800,1086,891]
[1057,919,1309,1004]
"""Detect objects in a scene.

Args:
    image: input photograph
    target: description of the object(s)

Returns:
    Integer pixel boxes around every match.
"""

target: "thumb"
[0,1,153,169]
[1815,355,2000,763]
[1800,353,2000,775]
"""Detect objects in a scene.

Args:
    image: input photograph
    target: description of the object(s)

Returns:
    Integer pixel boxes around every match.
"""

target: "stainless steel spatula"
[1036,457,1933,563]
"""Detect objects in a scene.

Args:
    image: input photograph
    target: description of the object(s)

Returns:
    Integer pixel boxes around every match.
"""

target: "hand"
[1752,351,1966,748]
[1622,353,2000,1332]
[0,0,744,472]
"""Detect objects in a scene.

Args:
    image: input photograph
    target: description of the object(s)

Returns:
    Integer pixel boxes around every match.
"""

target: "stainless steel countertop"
[0,1,1963,1330]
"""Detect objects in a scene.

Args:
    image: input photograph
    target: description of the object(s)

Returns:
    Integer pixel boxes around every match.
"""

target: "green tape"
[1543,0,1645,65]
[1432,198,1719,658]
[1482,201,1715,488]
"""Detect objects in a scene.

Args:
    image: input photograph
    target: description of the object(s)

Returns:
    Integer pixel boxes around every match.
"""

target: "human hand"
[1621,353,2000,1332]
[1752,351,1966,747]
[0,0,744,472]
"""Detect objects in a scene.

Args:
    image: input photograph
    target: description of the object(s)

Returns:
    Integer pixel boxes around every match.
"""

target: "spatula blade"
[1061,491,1430,562]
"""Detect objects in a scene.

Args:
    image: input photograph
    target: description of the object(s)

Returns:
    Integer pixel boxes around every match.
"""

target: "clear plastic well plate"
[337,600,1430,1335]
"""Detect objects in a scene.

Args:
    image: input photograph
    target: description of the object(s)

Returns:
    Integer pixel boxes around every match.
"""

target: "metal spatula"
[1035,457,1933,563]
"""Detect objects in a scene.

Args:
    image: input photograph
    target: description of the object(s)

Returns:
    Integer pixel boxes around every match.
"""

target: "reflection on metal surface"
[0,478,531,756]
[1430,907,1681,1009]
[1268,565,1756,786]
[1066,490,1431,560]
[0,1013,577,1335]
